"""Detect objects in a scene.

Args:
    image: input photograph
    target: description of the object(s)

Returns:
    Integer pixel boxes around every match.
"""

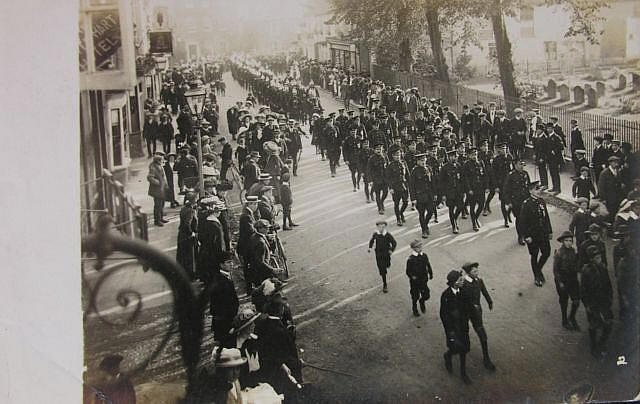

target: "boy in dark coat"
[440,270,472,385]
[279,173,298,231]
[460,262,495,371]
[368,220,397,293]
[553,231,581,331]
[572,166,596,202]
[406,239,433,316]
[581,245,613,358]
[569,197,594,246]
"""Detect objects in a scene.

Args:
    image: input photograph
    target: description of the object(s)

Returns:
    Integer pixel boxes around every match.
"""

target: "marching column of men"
[295,100,638,371]
[223,58,639,390]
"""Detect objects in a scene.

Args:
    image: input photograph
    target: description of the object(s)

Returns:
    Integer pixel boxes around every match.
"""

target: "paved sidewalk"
[126,72,251,238]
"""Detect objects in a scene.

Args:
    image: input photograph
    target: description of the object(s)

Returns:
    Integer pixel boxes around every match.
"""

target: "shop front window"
[111,108,122,166]
[121,105,128,152]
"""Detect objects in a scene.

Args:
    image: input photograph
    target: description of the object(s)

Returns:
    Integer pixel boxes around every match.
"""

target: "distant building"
[293,2,371,73]
[460,0,640,77]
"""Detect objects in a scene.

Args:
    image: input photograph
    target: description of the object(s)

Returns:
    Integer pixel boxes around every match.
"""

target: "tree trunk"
[489,1,518,113]
[396,6,413,72]
[425,6,450,83]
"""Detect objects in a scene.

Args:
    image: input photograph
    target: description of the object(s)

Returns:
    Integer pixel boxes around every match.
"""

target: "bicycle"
[267,209,289,281]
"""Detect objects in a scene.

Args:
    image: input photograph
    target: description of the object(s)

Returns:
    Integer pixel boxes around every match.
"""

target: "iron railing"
[368,65,640,159]
[81,169,148,241]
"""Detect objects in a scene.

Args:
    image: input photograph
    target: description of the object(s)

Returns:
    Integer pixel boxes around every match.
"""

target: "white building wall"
[459,1,636,78]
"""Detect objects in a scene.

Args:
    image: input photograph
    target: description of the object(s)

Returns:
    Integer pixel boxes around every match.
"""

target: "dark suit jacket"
[439,287,470,353]
[147,161,168,199]
[597,168,624,211]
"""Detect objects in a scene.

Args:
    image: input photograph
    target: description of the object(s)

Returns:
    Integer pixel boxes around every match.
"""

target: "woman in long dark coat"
[196,203,226,285]
[176,203,197,279]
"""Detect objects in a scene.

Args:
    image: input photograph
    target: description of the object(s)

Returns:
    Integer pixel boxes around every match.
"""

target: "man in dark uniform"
[553,231,581,331]
[550,115,565,146]
[410,153,437,238]
[368,143,389,215]
[581,245,614,358]
[440,270,472,385]
[463,148,490,231]
[404,140,418,173]
[406,239,434,316]
[368,120,386,151]
[335,108,349,135]
[503,159,531,244]
[386,146,410,226]
[440,151,465,234]
[455,141,470,219]
[325,115,342,178]
[533,123,550,190]
[520,181,553,286]
[591,136,607,183]
[343,126,360,192]
[546,122,565,194]
[570,119,585,175]
[359,139,374,203]
[491,143,514,227]
[461,104,474,143]
[285,122,303,176]
[460,262,496,371]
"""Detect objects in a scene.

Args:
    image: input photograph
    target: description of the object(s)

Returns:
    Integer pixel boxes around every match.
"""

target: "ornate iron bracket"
[82,215,203,397]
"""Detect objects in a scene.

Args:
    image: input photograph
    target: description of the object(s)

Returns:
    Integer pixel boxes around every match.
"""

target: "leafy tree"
[545,0,610,44]
[329,0,423,72]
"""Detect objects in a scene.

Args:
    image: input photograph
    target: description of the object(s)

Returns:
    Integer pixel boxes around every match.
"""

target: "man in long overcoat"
[147,152,169,226]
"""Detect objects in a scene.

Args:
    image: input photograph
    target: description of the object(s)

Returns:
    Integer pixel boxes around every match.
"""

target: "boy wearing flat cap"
[368,220,397,293]
[406,239,433,316]
[460,262,495,371]
[440,270,472,384]
[553,231,581,331]
[569,197,595,246]
[572,166,596,203]
[580,245,613,358]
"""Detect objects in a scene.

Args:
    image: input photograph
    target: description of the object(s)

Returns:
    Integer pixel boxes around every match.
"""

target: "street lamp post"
[184,87,207,198]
